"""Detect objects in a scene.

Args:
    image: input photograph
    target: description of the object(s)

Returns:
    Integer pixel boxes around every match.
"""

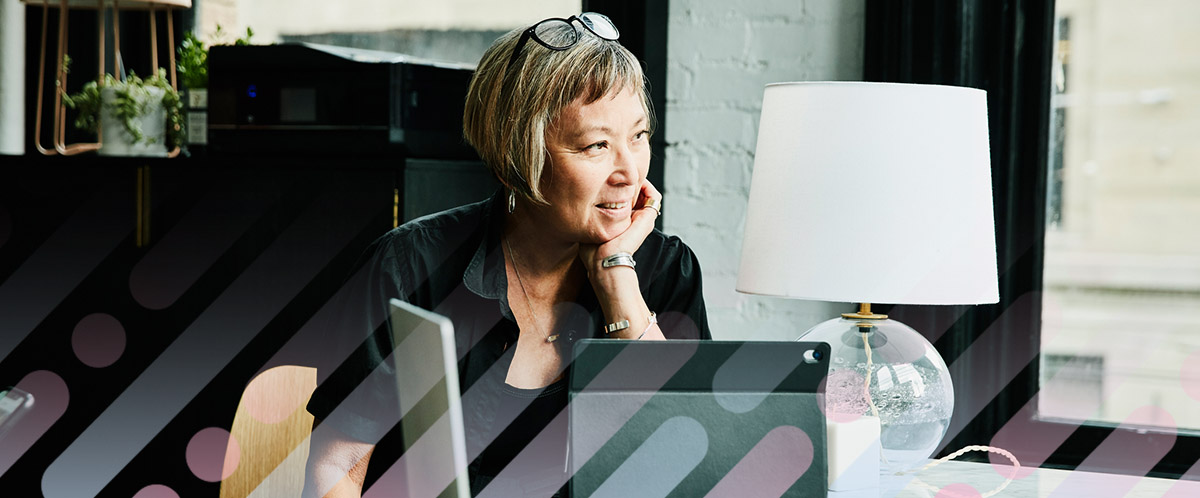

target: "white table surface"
[828,460,1198,497]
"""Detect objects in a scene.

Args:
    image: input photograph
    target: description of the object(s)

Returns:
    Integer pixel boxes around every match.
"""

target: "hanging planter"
[64,68,184,157]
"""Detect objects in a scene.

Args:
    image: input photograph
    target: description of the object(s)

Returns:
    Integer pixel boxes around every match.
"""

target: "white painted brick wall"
[664,0,866,340]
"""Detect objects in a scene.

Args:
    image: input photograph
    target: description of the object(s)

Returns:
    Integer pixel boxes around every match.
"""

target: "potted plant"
[62,57,184,157]
[177,30,209,153]
[176,26,253,154]
[177,30,210,91]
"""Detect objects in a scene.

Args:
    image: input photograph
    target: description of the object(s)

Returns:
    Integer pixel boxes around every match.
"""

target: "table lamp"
[736,82,999,475]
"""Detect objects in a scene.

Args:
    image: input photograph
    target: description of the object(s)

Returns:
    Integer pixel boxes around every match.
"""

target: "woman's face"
[535,86,651,244]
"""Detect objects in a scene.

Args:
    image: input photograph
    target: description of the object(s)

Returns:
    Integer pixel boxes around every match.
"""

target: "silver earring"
[508,190,516,214]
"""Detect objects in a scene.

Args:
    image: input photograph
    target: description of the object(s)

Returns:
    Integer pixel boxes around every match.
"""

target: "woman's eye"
[634,130,649,141]
[586,141,608,151]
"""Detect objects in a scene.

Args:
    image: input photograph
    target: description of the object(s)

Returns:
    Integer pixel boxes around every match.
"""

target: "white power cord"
[861,331,1020,497]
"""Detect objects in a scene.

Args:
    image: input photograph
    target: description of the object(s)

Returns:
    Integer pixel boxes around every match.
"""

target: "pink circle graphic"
[1126,404,1176,429]
[132,484,180,498]
[186,427,240,482]
[1181,350,1200,402]
[243,366,316,424]
[71,313,126,368]
[936,483,982,498]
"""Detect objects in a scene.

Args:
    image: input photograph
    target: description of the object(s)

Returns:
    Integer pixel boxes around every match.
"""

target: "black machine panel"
[208,43,477,159]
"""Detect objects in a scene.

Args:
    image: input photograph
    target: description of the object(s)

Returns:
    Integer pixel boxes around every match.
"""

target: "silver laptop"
[0,387,34,442]
[388,298,471,498]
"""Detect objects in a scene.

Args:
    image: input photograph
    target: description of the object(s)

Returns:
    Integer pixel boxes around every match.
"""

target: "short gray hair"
[463,19,654,205]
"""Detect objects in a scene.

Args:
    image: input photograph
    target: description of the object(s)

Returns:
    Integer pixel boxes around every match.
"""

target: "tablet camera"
[803,349,823,364]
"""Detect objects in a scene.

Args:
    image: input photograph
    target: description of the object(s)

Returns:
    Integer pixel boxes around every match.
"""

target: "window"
[865,0,1200,477]
[1041,0,1200,432]
[190,0,581,65]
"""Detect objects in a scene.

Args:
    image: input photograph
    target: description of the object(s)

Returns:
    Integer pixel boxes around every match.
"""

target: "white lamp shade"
[737,82,999,305]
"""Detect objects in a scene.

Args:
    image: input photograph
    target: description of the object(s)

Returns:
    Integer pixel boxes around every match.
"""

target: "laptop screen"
[387,298,471,498]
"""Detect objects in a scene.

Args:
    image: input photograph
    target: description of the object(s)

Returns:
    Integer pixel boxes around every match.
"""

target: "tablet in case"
[569,340,830,498]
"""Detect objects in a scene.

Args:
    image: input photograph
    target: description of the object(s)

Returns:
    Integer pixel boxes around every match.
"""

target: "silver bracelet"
[634,312,657,340]
[603,319,631,335]
[628,314,657,340]
[601,252,636,269]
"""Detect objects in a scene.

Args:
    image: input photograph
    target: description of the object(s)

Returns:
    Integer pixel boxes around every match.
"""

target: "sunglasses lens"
[580,12,619,40]
[533,19,579,49]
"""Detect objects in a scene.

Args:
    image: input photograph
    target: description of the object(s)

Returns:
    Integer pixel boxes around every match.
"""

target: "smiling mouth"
[596,202,628,209]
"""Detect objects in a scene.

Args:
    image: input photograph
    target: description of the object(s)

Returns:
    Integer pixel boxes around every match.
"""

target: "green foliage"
[177,31,208,89]
[63,68,185,149]
[160,73,185,149]
[176,25,255,90]
[225,25,255,46]
[59,56,98,133]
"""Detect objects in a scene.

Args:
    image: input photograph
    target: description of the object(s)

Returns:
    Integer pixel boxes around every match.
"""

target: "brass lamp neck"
[841,302,888,320]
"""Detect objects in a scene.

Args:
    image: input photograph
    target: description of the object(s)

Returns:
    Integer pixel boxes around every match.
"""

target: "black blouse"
[306,190,711,495]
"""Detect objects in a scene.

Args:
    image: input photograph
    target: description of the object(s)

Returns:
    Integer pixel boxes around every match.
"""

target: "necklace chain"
[504,235,559,343]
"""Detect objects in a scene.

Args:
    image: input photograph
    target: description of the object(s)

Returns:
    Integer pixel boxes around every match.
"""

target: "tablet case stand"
[569,340,831,498]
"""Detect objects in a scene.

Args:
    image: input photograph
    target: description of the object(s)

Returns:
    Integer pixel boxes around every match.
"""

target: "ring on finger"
[643,197,662,215]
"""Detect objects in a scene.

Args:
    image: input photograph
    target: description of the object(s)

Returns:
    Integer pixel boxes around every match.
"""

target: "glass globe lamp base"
[800,316,954,474]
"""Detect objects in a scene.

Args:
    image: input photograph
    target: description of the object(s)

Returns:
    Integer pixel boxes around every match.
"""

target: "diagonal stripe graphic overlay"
[988,355,1114,480]
[129,188,281,310]
[590,416,708,498]
[361,339,701,497]
[282,306,469,498]
[41,190,379,498]
[276,331,518,498]
[938,292,1046,454]
[361,411,470,498]
[351,335,555,497]
[270,304,703,494]
[1163,458,1200,497]
[0,371,69,478]
[0,188,130,363]
[712,341,806,413]
[984,293,1179,479]
[254,264,380,384]
[469,341,704,497]
[469,410,570,498]
[248,283,509,496]
[703,425,815,498]
[1046,406,1175,497]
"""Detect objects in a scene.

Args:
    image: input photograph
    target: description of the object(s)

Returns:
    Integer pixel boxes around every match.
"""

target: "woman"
[303,13,709,497]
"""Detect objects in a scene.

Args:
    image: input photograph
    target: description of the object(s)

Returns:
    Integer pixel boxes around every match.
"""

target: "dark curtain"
[863,0,1056,461]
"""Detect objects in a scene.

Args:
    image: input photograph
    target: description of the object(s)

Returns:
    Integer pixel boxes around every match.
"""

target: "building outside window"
[1041,0,1200,432]
[190,0,581,65]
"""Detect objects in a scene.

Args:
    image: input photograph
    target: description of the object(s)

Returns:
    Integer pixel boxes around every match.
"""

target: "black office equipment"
[207,43,477,158]
[569,340,831,497]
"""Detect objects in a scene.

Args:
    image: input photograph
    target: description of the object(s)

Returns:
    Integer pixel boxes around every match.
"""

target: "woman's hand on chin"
[579,179,662,283]
[580,179,665,340]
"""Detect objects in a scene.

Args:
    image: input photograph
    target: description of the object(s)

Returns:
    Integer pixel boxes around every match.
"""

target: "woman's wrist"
[590,265,662,340]
[589,260,639,301]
